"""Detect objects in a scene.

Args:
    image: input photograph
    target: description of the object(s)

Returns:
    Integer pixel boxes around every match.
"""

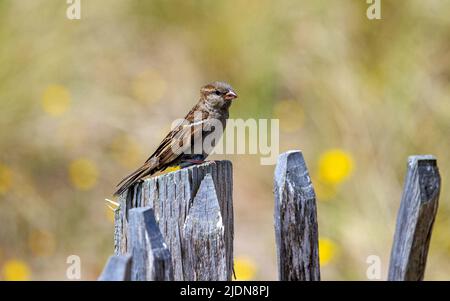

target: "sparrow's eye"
[214,90,221,96]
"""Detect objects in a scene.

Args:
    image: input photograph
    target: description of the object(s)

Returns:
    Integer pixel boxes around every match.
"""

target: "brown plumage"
[114,81,238,196]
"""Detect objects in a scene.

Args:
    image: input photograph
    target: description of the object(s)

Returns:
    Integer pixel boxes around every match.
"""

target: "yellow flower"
[131,69,167,103]
[0,163,12,194]
[273,100,304,133]
[41,84,71,117]
[109,135,143,169]
[69,158,99,191]
[2,259,31,281]
[318,149,354,185]
[234,256,257,280]
[319,238,337,266]
[28,230,56,257]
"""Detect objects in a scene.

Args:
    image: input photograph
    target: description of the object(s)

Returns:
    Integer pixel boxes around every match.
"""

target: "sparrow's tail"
[114,163,153,196]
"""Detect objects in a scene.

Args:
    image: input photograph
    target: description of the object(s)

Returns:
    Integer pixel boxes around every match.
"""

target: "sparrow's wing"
[147,119,207,166]
[114,103,208,196]
[115,120,206,194]
[145,104,208,163]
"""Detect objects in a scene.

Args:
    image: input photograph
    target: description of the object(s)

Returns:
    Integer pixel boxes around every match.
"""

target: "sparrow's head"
[200,81,238,109]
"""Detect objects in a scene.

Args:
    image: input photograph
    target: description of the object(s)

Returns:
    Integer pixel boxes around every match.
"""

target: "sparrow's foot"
[184,159,205,164]
[179,159,206,168]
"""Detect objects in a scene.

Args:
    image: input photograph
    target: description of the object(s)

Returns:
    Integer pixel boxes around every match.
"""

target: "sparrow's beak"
[225,90,238,100]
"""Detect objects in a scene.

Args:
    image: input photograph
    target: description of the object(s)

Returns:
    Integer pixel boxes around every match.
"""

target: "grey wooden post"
[274,150,320,281]
[98,255,132,281]
[388,155,441,281]
[127,207,173,281]
[183,174,227,280]
[115,160,234,281]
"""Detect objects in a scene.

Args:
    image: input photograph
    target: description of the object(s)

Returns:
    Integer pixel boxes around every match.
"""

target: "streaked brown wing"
[153,120,207,167]
[145,103,208,163]
[144,121,183,163]
[115,102,209,195]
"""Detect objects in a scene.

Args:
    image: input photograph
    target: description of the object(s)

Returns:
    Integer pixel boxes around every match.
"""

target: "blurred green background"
[0,0,449,280]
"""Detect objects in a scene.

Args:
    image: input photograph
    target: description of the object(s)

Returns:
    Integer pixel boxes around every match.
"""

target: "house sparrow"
[114,81,238,196]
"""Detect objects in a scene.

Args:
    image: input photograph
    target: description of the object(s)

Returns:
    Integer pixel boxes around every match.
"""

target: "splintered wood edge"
[388,155,440,281]
[274,150,320,281]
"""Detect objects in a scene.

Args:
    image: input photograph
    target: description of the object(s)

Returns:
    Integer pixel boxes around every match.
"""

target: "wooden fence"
[99,151,441,281]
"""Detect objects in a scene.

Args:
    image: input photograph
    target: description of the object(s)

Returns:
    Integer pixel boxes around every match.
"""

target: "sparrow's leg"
[179,159,205,168]
[183,159,205,164]
[179,154,206,167]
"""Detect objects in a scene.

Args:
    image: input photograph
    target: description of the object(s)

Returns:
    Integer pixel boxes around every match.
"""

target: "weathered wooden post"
[98,255,132,281]
[127,207,173,280]
[183,174,228,280]
[115,160,234,281]
[388,155,441,281]
[274,150,320,281]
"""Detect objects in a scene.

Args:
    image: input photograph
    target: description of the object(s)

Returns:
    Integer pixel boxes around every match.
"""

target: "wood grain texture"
[98,255,132,281]
[115,160,234,281]
[388,155,441,281]
[274,150,320,281]
[127,207,173,281]
[113,202,123,256]
[183,174,227,280]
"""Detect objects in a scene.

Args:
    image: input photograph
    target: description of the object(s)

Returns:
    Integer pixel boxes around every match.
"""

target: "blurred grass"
[0,0,449,280]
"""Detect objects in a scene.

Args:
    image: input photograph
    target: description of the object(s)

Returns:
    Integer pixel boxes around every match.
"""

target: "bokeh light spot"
[319,238,337,266]
[234,256,257,280]
[41,84,71,117]
[0,163,13,194]
[2,259,31,281]
[273,100,304,133]
[131,70,167,103]
[69,158,99,191]
[318,149,354,185]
